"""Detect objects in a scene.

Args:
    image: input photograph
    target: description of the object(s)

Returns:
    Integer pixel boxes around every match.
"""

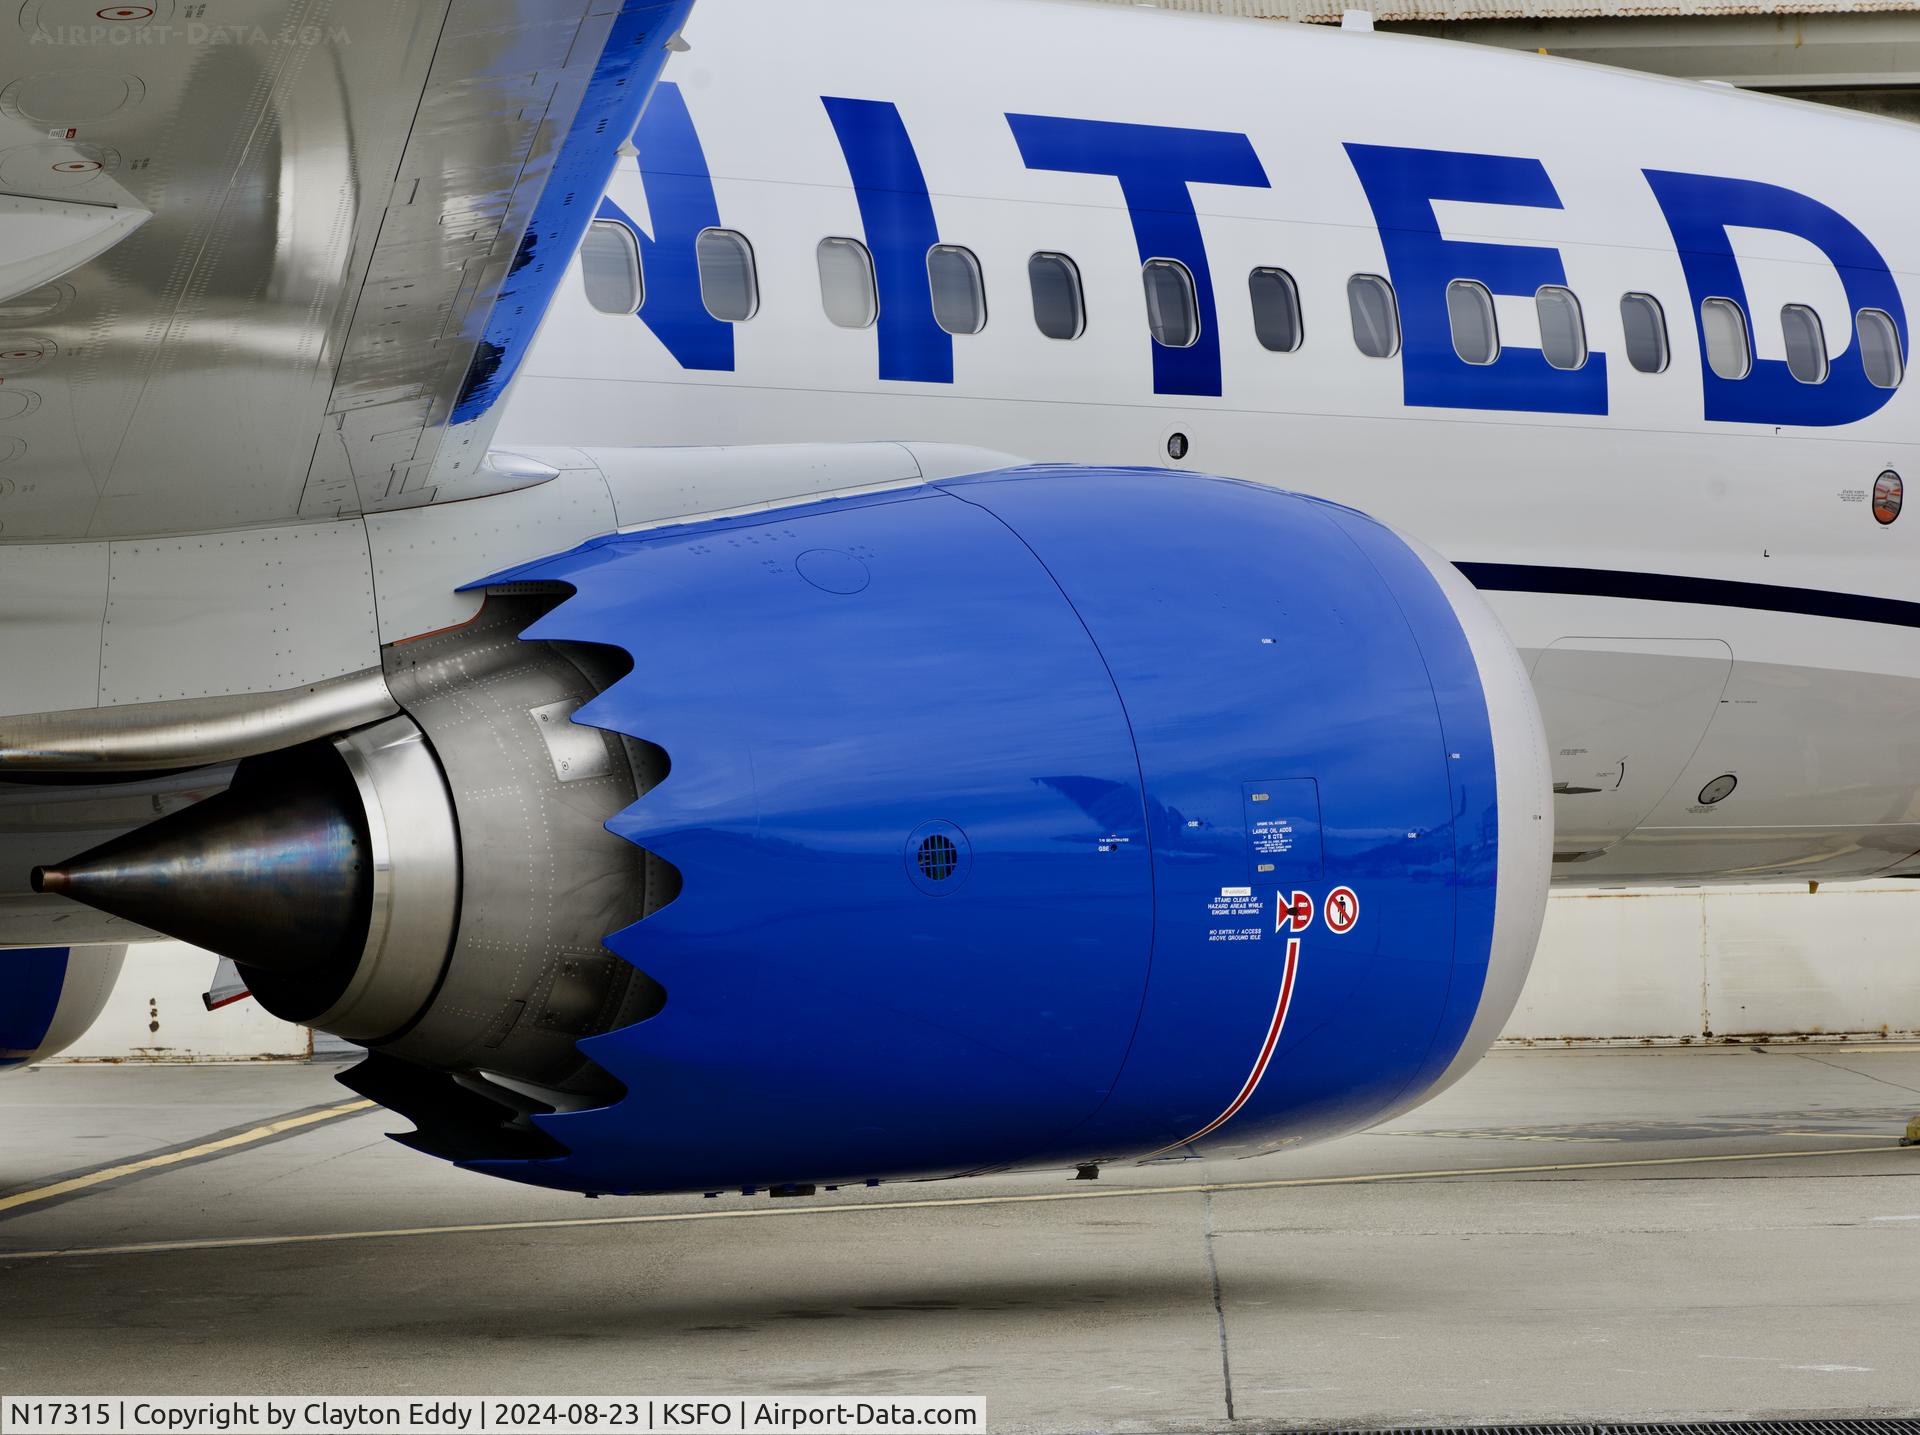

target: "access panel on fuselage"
[1531,637,1732,861]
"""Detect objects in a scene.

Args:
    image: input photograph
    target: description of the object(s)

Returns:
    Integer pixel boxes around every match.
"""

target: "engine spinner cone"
[31,743,373,977]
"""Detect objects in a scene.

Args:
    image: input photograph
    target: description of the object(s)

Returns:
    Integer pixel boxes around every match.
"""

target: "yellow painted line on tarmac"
[0,1140,1909,1263]
[0,1100,376,1217]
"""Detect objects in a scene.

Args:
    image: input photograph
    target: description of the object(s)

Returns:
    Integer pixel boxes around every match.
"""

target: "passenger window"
[1536,286,1588,370]
[1620,293,1669,374]
[1781,304,1828,385]
[1446,280,1498,365]
[1029,252,1085,341]
[927,245,986,336]
[1142,259,1199,349]
[1249,268,1302,353]
[1347,274,1399,359]
[1859,307,1904,389]
[1700,298,1752,380]
[580,219,642,315]
[817,237,877,329]
[696,229,758,323]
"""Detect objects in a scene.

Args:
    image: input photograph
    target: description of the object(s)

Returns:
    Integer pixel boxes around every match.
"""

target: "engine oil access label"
[1241,778,1324,883]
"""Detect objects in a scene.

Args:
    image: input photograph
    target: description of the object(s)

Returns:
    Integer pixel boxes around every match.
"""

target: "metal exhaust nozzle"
[29,743,374,977]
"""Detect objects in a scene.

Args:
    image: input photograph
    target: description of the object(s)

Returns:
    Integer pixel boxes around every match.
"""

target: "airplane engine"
[1,945,127,1070]
[34,467,1551,1193]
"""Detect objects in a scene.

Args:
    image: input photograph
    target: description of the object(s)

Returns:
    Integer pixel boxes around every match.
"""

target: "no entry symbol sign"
[1324,886,1359,935]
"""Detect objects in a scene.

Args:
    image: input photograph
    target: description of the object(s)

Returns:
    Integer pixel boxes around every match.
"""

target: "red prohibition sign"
[1281,889,1314,933]
[1324,886,1359,935]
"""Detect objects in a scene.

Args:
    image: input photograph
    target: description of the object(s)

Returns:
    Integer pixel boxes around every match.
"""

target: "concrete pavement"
[2,1044,1917,1430]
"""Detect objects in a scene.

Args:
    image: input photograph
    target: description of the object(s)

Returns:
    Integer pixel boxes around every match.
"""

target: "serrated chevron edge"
[456,536,769,1193]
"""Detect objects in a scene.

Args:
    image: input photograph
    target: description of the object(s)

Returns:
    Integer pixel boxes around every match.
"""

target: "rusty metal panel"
[48,941,312,1062]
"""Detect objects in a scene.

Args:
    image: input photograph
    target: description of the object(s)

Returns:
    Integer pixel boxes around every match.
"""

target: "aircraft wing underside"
[0,0,692,544]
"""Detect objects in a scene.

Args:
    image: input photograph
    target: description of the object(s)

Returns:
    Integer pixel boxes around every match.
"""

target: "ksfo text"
[2,1397,986,1434]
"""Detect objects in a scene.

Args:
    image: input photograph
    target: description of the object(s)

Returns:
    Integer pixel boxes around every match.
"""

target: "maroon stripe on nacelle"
[1142,936,1301,1159]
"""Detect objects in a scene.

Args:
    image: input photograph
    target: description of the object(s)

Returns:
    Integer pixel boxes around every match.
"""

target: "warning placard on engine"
[1207,886,1266,943]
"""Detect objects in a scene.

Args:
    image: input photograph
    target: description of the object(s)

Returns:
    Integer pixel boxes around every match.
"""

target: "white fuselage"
[496,0,1920,886]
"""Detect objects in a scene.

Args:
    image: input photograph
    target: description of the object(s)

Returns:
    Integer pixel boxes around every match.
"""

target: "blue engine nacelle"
[463,465,1551,1194]
[30,465,1549,1193]
[1,946,126,1070]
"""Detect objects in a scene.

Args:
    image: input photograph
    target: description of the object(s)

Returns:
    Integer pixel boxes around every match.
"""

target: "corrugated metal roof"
[1079,0,1920,20]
